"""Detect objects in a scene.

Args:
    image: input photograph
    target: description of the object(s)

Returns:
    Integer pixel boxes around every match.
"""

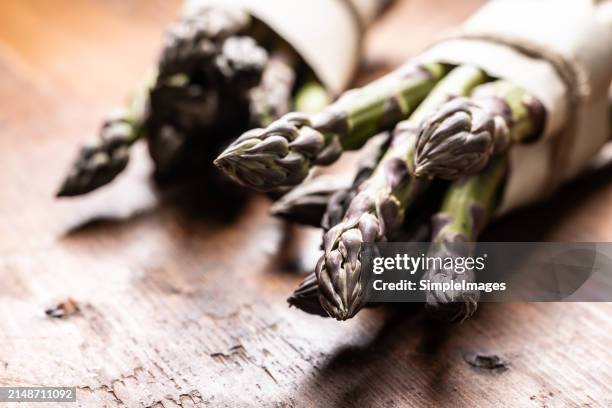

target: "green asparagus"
[56,73,153,197]
[423,156,508,322]
[414,80,545,180]
[214,63,450,191]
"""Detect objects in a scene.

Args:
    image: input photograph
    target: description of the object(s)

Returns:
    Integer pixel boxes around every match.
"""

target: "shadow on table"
[291,153,612,406]
[293,303,463,407]
[61,172,254,237]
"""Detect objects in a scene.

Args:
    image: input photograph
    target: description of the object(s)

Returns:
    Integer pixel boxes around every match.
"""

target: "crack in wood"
[78,384,125,406]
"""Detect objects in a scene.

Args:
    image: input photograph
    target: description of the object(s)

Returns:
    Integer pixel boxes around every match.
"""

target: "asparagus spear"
[423,156,508,322]
[288,185,438,318]
[56,73,153,197]
[288,182,436,318]
[214,63,450,191]
[315,65,488,320]
[281,133,390,317]
[414,80,546,180]
[270,132,391,227]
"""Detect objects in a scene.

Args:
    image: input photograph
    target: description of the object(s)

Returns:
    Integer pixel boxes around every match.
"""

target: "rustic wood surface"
[1,1,611,407]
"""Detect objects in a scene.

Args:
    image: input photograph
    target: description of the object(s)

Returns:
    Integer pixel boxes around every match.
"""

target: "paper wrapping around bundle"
[183,0,384,95]
[418,0,612,214]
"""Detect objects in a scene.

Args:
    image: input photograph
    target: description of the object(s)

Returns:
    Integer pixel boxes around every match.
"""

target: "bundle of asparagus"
[58,6,273,196]
[284,73,554,321]
[220,0,611,321]
[58,0,393,197]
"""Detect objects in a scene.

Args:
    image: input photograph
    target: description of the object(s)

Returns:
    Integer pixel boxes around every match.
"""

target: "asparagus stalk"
[214,63,450,191]
[315,65,488,320]
[270,132,390,227]
[288,183,436,318]
[320,132,394,231]
[414,80,546,180]
[282,133,391,317]
[288,186,437,318]
[56,73,153,197]
[423,156,508,322]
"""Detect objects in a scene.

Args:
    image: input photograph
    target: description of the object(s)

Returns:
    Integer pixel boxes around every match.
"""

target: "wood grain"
[1,1,611,407]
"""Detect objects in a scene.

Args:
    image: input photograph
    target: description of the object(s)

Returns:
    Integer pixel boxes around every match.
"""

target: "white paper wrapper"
[418,0,612,213]
[183,0,386,95]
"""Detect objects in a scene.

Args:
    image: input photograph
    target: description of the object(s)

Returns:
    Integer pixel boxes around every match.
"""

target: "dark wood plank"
[1,1,611,407]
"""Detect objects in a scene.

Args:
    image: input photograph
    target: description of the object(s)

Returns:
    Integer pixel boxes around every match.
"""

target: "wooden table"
[1,1,611,406]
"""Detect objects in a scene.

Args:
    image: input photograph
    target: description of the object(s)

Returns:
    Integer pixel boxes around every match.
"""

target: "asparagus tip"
[55,159,128,198]
[413,97,499,180]
[56,141,130,198]
[212,150,252,189]
[56,181,77,198]
[287,273,330,318]
[56,171,97,198]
